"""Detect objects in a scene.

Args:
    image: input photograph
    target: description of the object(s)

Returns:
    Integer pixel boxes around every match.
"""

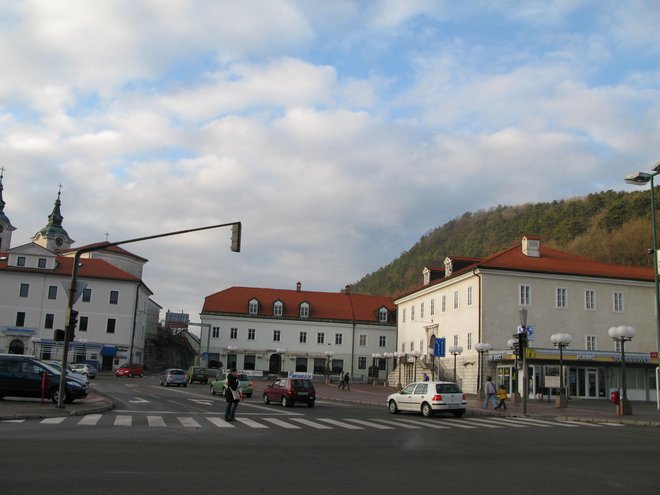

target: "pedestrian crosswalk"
[2,414,625,430]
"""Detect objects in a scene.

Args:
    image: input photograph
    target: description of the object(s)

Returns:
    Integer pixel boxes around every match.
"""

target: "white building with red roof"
[0,173,159,371]
[200,282,397,381]
[395,236,659,402]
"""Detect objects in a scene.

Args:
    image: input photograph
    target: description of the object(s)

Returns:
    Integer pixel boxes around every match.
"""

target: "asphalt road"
[1,375,659,495]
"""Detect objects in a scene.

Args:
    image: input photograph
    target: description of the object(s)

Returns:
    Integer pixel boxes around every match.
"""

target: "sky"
[1,0,660,323]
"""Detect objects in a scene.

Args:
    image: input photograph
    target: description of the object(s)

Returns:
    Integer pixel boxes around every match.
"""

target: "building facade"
[0,174,159,370]
[200,283,397,381]
[395,236,659,401]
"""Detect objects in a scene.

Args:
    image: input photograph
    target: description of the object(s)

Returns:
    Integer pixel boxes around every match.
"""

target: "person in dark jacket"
[224,367,240,421]
[343,372,350,391]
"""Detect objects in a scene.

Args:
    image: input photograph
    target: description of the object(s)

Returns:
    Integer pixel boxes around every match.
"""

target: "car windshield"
[119,363,130,368]
[192,368,206,373]
[170,369,185,375]
[436,383,462,394]
[291,380,312,389]
[237,374,249,381]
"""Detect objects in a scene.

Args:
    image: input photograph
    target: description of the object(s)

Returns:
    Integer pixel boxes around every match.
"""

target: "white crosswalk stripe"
[114,415,132,426]
[147,416,166,427]
[178,417,201,427]
[343,419,394,430]
[206,417,234,428]
[41,417,67,424]
[262,417,302,429]
[235,417,269,428]
[317,418,364,429]
[78,414,102,426]
[288,418,333,429]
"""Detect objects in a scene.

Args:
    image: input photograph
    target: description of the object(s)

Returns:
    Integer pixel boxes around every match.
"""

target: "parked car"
[210,371,253,398]
[187,366,208,384]
[70,363,98,379]
[387,381,467,417]
[159,368,188,387]
[262,377,316,407]
[115,363,144,378]
[43,360,90,385]
[0,354,88,403]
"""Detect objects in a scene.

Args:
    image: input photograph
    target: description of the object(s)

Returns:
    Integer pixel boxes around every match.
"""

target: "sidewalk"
[2,381,660,427]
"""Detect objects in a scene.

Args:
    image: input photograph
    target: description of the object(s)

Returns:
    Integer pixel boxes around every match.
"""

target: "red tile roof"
[202,286,395,324]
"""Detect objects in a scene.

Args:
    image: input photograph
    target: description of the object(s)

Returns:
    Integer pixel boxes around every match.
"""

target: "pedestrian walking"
[423,373,430,381]
[224,367,241,421]
[483,376,497,409]
[343,372,350,391]
[338,371,345,389]
[494,384,508,410]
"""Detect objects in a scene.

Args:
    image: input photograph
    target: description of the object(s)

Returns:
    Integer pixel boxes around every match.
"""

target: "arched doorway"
[8,339,25,354]
[268,353,282,375]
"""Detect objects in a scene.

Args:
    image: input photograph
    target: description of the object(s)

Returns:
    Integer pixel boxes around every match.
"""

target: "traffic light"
[518,331,528,356]
[68,309,79,338]
[511,334,521,357]
[230,222,242,252]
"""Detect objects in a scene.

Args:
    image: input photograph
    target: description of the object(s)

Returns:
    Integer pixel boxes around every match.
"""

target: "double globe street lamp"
[474,342,492,398]
[608,325,636,416]
[550,333,572,408]
[448,345,463,382]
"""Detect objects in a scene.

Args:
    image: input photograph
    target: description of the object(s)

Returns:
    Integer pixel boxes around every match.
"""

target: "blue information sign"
[434,337,446,357]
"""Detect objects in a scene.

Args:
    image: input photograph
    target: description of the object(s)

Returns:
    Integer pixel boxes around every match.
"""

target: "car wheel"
[281,396,290,407]
[210,385,216,395]
[307,402,315,408]
[166,382,170,387]
[128,373,133,378]
[139,373,144,378]
[452,411,465,418]
[388,400,399,414]
[159,380,163,386]
[50,388,64,404]
[263,394,270,404]
[421,402,434,417]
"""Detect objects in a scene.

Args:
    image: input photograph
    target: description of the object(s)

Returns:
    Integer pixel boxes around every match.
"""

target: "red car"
[262,377,316,407]
[115,363,144,378]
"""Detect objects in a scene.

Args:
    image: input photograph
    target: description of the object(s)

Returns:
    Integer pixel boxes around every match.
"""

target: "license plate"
[448,403,460,408]
[298,392,308,396]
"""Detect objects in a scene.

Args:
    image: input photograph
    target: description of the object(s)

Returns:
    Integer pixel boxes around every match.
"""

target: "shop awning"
[100,345,117,357]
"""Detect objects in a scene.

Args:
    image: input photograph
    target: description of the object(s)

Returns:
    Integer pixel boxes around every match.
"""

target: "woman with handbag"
[224,367,241,421]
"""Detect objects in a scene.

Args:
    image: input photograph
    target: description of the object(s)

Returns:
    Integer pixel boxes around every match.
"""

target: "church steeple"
[0,167,17,252]
[32,184,74,251]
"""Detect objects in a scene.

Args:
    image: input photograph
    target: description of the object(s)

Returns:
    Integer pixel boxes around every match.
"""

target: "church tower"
[32,185,74,251]
[0,167,17,252]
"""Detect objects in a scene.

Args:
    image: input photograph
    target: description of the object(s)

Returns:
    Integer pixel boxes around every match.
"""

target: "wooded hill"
[349,189,658,298]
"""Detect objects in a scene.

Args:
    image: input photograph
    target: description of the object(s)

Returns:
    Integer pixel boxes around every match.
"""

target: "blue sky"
[1,0,659,321]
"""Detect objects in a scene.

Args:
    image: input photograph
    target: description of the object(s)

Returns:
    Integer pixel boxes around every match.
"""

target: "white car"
[70,363,98,379]
[387,381,467,417]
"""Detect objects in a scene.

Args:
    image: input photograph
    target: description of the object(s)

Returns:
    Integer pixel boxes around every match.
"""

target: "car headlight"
[66,380,84,389]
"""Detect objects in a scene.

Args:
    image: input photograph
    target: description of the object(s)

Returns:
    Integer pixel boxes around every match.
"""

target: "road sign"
[434,337,446,357]
[526,325,535,336]
[200,352,209,359]
[62,280,88,304]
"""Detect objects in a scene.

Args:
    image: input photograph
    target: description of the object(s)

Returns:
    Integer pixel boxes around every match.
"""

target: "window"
[212,326,220,338]
[244,355,256,370]
[79,316,88,332]
[359,335,367,346]
[379,336,386,348]
[467,286,473,306]
[411,305,415,320]
[467,332,472,350]
[401,342,406,353]
[248,299,259,315]
[453,335,459,346]
[38,258,47,268]
[45,313,54,329]
[230,328,238,339]
[613,292,624,312]
[585,289,595,311]
[430,299,435,316]
[586,335,597,351]
[419,340,424,352]
[295,357,308,372]
[299,331,307,344]
[402,308,406,323]
[48,285,57,300]
[109,290,119,305]
[420,302,425,319]
[19,283,29,297]
[17,256,26,267]
[300,302,310,318]
[519,285,531,306]
[16,312,25,326]
[106,318,116,334]
[442,295,446,312]
[453,291,459,309]
[358,357,367,370]
[335,333,343,345]
[556,288,567,309]
[378,307,388,323]
[248,328,255,340]
[82,288,92,302]
[273,330,281,342]
[317,332,325,344]
[273,301,283,317]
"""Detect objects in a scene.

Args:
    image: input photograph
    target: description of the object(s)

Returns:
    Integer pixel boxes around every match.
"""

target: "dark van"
[0,354,88,403]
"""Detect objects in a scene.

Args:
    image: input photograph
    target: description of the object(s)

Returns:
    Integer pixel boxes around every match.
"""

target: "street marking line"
[556,420,603,427]
[147,416,166,427]
[178,417,201,427]
[599,422,625,427]
[462,418,505,428]
[289,418,333,429]
[434,418,477,429]
[206,417,235,428]
[235,417,268,428]
[317,418,364,429]
[393,418,451,429]
[78,414,102,426]
[370,419,423,429]
[343,419,393,430]
[262,418,302,429]
[41,417,67,424]
[509,417,576,427]
[1,420,25,423]
[478,418,529,428]
[114,415,132,426]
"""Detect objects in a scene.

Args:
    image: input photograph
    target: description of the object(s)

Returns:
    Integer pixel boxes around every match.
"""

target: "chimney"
[522,236,541,257]
[296,281,302,292]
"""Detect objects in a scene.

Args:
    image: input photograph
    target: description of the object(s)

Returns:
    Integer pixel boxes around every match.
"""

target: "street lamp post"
[395,351,404,389]
[55,221,242,409]
[507,338,521,403]
[550,333,572,408]
[371,353,381,385]
[474,342,491,399]
[608,325,636,416]
[448,345,463,382]
[383,352,392,387]
[625,163,660,410]
[410,350,420,383]
[325,351,333,384]
[79,338,88,364]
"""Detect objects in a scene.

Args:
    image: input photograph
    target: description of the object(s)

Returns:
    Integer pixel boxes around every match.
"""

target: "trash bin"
[610,390,619,404]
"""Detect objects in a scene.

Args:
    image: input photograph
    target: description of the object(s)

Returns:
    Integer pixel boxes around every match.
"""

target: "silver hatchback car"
[159,368,188,387]
[387,381,467,417]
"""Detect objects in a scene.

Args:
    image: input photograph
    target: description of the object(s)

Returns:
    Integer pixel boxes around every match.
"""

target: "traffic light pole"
[55,221,242,408]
